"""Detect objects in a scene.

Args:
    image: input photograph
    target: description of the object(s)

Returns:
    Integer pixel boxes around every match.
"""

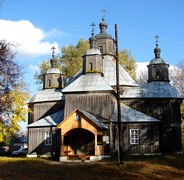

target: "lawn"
[0,121,183,180]
[0,154,184,180]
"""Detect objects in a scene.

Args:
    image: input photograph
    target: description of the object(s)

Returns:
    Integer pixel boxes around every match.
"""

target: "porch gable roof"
[57,109,108,131]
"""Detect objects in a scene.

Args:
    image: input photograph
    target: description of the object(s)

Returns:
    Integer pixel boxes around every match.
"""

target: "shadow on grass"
[0,154,184,180]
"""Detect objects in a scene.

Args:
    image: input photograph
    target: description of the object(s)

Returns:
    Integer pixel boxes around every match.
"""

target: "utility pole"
[115,24,122,164]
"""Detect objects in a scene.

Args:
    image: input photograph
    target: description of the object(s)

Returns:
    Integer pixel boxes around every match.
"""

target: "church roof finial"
[51,46,56,58]
[154,35,161,58]
[50,46,57,68]
[89,22,96,49]
[102,9,106,20]
[99,9,107,34]
[91,22,96,36]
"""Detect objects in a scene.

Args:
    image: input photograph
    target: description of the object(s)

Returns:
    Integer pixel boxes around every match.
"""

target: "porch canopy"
[57,109,108,157]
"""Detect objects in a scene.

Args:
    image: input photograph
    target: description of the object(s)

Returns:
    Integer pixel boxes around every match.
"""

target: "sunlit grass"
[0,154,184,179]
[0,123,183,179]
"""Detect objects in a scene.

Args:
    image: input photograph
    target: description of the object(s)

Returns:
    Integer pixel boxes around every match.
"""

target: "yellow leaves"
[118,49,137,80]
[0,83,30,143]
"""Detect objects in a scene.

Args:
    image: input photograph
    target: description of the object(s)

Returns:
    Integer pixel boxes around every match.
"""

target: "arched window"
[47,79,51,87]
[156,71,160,79]
[89,63,93,71]
[99,46,103,53]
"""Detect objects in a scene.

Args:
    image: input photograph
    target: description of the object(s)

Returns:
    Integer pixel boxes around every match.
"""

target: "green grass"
[0,121,183,180]
[0,154,184,180]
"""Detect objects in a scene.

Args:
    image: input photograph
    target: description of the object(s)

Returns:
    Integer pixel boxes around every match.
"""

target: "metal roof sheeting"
[46,68,61,74]
[62,73,113,93]
[29,88,64,103]
[79,110,108,129]
[27,110,64,127]
[121,81,182,98]
[149,58,166,65]
[112,103,160,123]
[103,55,138,87]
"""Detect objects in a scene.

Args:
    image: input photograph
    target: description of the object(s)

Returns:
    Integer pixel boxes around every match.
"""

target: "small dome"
[84,48,101,56]
[46,68,61,74]
[149,58,166,65]
[99,19,107,28]
[95,33,113,39]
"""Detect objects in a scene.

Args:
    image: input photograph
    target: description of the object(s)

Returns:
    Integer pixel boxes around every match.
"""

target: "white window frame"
[45,131,52,145]
[130,129,139,144]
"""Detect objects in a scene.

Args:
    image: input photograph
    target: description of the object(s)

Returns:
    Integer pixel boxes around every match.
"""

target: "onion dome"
[147,35,169,82]
[149,35,166,65]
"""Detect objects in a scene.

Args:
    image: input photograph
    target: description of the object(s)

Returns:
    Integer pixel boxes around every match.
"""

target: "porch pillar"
[109,121,113,155]
[95,134,97,156]
[60,135,64,156]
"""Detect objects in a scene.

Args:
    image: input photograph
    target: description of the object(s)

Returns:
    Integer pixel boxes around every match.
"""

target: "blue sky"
[0,0,184,131]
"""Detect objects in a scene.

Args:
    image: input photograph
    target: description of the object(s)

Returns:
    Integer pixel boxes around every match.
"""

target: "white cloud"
[29,65,39,71]
[0,19,62,58]
[136,61,149,78]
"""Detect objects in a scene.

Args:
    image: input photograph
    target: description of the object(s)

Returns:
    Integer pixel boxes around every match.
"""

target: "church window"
[45,131,52,145]
[99,46,103,53]
[47,79,51,87]
[130,129,139,144]
[89,63,93,71]
[156,71,160,79]
[97,135,103,145]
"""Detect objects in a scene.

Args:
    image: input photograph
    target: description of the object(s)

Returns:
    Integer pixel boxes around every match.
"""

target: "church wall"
[64,93,114,120]
[120,123,160,154]
[28,101,64,123]
[96,38,115,55]
[122,99,182,153]
[28,127,59,157]
[44,74,63,89]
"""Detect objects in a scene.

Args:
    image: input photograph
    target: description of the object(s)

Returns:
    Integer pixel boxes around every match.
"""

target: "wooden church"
[27,17,183,161]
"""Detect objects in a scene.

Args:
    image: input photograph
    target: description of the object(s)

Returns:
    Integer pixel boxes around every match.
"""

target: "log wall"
[64,93,115,120]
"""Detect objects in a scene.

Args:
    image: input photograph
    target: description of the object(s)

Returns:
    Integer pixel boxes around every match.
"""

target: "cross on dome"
[155,35,159,45]
[90,22,96,36]
[51,46,56,58]
[101,9,106,20]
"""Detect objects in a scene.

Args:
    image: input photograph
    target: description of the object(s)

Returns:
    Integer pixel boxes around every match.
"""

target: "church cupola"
[82,23,103,75]
[147,35,170,82]
[95,10,115,56]
[43,47,64,89]
[99,14,108,34]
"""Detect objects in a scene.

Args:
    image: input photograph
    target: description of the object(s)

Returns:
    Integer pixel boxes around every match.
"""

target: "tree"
[0,40,30,144]
[136,70,148,83]
[34,57,61,88]
[119,49,137,80]
[61,38,89,78]
[34,39,137,84]
[170,60,184,120]
[34,38,89,85]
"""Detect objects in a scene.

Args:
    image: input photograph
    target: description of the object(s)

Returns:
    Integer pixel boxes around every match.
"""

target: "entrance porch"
[56,109,109,161]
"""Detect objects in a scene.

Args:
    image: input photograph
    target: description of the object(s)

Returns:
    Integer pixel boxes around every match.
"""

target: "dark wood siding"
[28,101,64,124]
[121,123,160,154]
[122,99,182,153]
[64,93,114,119]
[28,127,60,156]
